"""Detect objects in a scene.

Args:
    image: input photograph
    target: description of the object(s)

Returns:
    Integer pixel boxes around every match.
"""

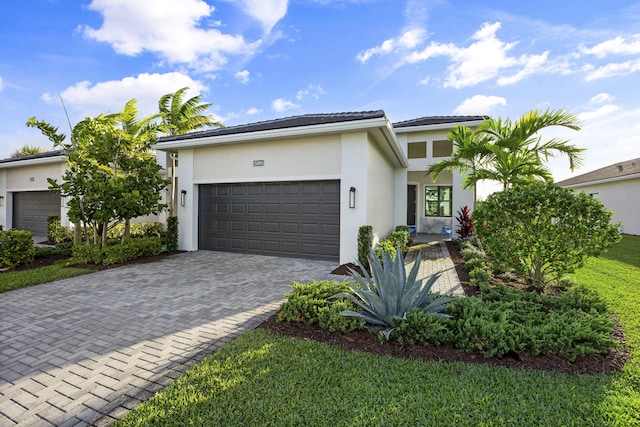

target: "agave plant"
[331,248,454,340]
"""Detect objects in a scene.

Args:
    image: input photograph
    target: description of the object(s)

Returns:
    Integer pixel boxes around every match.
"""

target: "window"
[589,193,600,200]
[425,186,452,217]
[433,140,453,157]
[408,142,426,159]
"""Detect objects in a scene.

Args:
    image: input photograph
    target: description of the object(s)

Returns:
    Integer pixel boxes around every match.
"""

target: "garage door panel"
[12,191,61,235]
[199,181,340,261]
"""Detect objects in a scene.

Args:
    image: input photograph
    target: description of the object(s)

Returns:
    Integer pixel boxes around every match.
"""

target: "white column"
[340,132,368,265]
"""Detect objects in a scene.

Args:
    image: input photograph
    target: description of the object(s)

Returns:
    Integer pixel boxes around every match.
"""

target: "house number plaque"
[253,160,265,167]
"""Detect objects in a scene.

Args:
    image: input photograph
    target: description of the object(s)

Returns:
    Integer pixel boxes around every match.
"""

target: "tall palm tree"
[158,87,223,136]
[158,87,224,215]
[426,108,585,191]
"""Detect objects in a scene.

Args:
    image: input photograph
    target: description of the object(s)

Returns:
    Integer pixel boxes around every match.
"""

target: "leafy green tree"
[10,144,45,157]
[426,109,586,190]
[472,181,621,290]
[27,100,169,246]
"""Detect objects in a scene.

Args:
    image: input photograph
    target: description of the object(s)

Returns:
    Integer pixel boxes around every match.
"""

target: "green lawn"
[116,234,640,426]
[0,260,92,293]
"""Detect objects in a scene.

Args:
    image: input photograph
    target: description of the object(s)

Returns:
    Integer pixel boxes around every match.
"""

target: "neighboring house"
[155,111,483,264]
[557,157,640,236]
[0,150,165,236]
[0,150,68,235]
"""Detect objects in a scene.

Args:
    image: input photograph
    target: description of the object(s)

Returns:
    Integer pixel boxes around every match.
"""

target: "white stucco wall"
[366,134,397,244]
[567,177,640,236]
[192,136,341,182]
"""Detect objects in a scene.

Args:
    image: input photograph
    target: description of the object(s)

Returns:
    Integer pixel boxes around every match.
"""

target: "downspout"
[170,152,177,216]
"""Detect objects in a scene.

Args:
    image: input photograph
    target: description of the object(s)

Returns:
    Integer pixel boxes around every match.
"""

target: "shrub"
[107,222,162,239]
[47,216,73,244]
[166,216,179,252]
[375,229,410,261]
[473,181,621,290]
[332,248,453,340]
[469,267,491,285]
[357,225,373,270]
[317,300,366,333]
[279,280,355,323]
[455,205,474,240]
[460,246,486,262]
[0,230,36,268]
[72,237,162,265]
[392,308,455,346]
[395,225,409,233]
[463,257,485,272]
[35,245,72,258]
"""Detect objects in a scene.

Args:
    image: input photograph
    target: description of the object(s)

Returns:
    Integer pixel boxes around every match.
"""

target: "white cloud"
[357,28,427,63]
[246,107,262,115]
[578,104,620,123]
[584,58,640,81]
[454,95,506,115]
[237,0,288,34]
[43,72,208,120]
[580,35,640,58]
[589,93,615,104]
[295,84,327,100]
[81,0,261,72]
[0,76,3,92]
[271,98,299,112]
[235,70,250,84]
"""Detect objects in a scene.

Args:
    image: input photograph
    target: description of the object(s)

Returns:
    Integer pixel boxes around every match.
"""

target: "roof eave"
[0,155,67,169]
[154,117,395,151]
[559,172,640,188]
[394,119,485,133]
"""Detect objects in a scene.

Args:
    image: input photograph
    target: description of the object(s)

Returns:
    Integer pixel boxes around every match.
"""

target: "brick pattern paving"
[405,234,465,296]
[1,241,460,426]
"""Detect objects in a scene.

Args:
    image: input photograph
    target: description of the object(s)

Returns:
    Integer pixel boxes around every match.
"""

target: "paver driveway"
[0,251,342,426]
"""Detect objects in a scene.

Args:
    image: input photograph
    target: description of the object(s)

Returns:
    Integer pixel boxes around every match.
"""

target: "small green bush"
[469,267,491,285]
[72,237,162,265]
[395,225,409,233]
[278,280,359,325]
[35,246,72,258]
[0,230,36,268]
[392,308,455,346]
[166,216,179,252]
[47,216,73,244]
[463,257,485,272]
[357,225,373,270]
[317,300,366,333]
[461,246,486,262]
[107,222,162,239]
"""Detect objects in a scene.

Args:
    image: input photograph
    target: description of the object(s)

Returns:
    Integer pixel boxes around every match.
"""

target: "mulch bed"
[260,240,629,375]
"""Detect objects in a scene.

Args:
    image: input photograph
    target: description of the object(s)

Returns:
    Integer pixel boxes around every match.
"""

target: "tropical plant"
[10,144,45,157]
[473,181,621,290]
[158,87,223,136]
[455,205,473,239]
[425,108,585,190]
[331,248,454,340]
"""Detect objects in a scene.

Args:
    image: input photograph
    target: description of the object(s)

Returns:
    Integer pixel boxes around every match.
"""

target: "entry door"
[407,185,417,226]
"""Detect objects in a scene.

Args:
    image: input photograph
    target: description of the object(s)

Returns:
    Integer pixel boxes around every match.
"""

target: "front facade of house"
[156,111,482,264]
[557,157,640,236]
[1,111,480,260]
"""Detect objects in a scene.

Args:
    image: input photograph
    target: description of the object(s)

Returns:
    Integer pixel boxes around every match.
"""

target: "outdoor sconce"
[180,190,187,207]
[0,195,3,207]
[349,187,356,209]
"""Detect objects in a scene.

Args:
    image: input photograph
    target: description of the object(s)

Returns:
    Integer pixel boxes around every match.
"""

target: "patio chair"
[440,219,453,239]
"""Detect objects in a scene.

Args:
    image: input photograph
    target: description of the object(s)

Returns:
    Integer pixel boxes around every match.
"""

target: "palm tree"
[158,87,224,215]
[158,87,223,136]
[11,144,45,157]
[426,108,585,191]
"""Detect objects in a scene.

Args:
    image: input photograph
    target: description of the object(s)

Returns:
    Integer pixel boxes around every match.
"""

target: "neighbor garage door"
[199,181,340,261]
[12,191,61,235]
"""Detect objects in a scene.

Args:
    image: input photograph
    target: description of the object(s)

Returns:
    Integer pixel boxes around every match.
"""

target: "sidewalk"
[405,234,465,296]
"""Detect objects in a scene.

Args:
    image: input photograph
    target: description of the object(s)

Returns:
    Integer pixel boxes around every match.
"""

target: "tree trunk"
[122,219,131,244]
[73,221,82,245]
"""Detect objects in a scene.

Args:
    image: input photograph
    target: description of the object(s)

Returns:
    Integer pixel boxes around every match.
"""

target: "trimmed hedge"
[71,237,162,265]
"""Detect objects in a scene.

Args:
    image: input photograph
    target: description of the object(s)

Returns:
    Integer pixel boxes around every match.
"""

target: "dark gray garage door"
[199,181,340,261]
[12,191,61,235]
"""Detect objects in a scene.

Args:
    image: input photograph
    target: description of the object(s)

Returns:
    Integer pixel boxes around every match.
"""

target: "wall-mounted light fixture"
[180,190,187,207]
[349,187,356,209]
[0,195,4,207]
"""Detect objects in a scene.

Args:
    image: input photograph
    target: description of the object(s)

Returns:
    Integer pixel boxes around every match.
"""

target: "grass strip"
[0,261,92,293]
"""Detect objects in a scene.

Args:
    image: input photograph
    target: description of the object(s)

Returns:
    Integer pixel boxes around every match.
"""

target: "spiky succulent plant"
[331,248,454,340]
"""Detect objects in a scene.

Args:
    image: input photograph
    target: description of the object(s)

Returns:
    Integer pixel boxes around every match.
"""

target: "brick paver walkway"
[1,242,461,426]
[405,234,465,296]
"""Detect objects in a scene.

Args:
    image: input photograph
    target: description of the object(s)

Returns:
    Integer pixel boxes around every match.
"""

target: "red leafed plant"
[456,205,474,239]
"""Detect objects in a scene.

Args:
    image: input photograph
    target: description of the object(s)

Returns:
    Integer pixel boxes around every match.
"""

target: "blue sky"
[1,0,639,190]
